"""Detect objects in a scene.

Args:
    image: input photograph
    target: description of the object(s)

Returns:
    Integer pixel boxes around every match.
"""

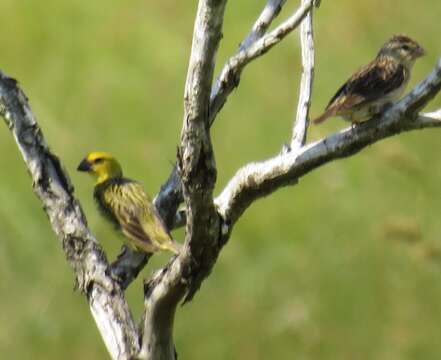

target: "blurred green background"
[1,0,441,359]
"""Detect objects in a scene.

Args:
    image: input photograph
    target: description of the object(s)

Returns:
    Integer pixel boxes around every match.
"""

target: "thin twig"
[209,0,314,125]
[112,0,306,288]
[291,2,314,149]
[239,0,287,51]
[215,58,441,225]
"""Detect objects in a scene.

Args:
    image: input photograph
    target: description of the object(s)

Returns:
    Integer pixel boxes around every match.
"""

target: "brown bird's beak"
[77,158,92,172]
[416,46,426,58]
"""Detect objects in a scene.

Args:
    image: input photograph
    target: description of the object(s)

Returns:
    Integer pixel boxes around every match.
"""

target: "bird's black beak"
[77,158,91,172]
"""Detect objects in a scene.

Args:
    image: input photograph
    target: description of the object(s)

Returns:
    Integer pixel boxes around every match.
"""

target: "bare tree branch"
[291,1,314,149]
[417,109,441,125]
[215,58,441,225]
[210,0,315,125]
[113,0,312,288]
[0,72,140,360]
[3,0,441,358]
[178,0,226,302]
[139,1,227,358]
[239,0,287,51]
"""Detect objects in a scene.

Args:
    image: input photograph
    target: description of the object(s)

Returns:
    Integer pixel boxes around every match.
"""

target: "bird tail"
[312,108,335,125]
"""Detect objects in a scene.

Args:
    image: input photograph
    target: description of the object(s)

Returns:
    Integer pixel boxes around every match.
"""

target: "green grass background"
[1,0,441,358]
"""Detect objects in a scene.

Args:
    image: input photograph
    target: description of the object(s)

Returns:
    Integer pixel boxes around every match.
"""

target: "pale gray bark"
[291,1,314,149]
[0,73,139,360]
[139,0,227,359]
[2,1,441,359]
[215,59,441,225]
[210,0,314,124]
[239,0,287,50]
[113,0,313,287]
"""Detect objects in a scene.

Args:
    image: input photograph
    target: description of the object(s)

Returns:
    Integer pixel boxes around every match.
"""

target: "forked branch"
[117,0,315,288]
[3,1,440,360]
[139,0,227,358]
[239,0,287,50]
[215,58,441,224]
[210,0,315,124]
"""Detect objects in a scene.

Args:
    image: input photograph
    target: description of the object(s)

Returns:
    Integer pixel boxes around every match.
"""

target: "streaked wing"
[103,181,169,253]
[120,216,157,253]
[327,59,406,111]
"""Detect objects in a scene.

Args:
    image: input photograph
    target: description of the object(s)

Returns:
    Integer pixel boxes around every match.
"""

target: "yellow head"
[77,151,123,184]
[378,34,425,66]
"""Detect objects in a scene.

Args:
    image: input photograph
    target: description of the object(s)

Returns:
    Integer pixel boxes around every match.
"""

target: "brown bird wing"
[326,59,406,112]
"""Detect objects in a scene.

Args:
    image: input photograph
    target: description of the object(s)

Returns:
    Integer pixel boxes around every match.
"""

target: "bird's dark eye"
[94,158,104,164]
[402,44,411,51]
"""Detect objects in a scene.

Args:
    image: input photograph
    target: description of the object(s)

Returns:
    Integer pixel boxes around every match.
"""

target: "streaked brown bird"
[313,35,425,125]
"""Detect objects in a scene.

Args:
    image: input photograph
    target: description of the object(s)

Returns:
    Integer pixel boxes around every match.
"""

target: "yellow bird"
[77,151,181,255]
